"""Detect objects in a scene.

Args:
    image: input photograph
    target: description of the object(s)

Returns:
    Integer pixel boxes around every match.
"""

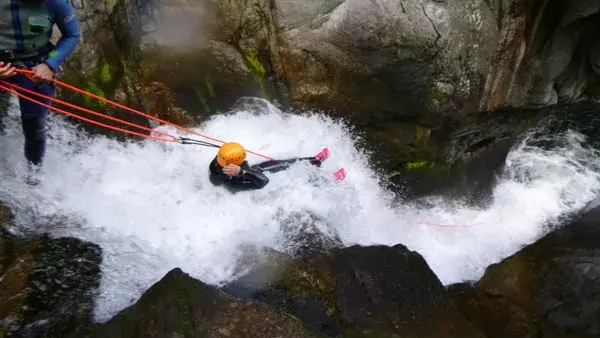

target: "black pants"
[252,157,321,174]
[3,60,55,167]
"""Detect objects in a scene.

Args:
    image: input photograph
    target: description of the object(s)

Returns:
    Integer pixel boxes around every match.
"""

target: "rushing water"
[1,96,599,322]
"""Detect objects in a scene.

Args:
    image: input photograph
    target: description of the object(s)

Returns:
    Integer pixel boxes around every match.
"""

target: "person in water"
[209,142,345,193]
[0,0,81,182]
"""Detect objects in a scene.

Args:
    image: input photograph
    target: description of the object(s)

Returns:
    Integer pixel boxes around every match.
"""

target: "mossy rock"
[0,235,102,337]
[448,283,539,338]
[223,244,484,337]
[136,39,281,119]
[79,268,325,338]
[0,202,15,275]
[473,202,600,337]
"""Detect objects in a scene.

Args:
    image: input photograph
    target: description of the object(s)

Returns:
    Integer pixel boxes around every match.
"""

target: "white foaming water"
[1,97,599,322]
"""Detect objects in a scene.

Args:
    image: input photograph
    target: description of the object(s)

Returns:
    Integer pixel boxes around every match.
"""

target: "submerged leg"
[9,74,55,186]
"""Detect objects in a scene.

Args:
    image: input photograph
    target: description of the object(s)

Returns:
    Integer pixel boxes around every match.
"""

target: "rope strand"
[0,80,177,141]
[0,82,178,142]
[1,69,274,159]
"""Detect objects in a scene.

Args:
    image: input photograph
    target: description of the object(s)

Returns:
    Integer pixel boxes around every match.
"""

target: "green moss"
[285,312,302,322]
[99,62,112,83]
[427,86,445,102]
[120,59,132,78]
[277,261,339,317]
[83,81,107,108]
[414,125,431,148]
[244,52,269,99]
[245,53,265,79]
[204,76,215,98]
[405,161,430,169]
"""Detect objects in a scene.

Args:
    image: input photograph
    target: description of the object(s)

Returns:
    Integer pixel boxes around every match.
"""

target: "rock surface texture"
[0,203,103,338]
[48,0,597,209]
[78,268,326,338]
[223,244,485,337]
[450,201,600,338]
[61,0,600,164]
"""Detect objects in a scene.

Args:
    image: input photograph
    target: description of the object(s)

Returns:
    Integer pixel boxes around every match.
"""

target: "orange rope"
[0,81,178,142]
[0,80,177,142]
[11,69,275,160]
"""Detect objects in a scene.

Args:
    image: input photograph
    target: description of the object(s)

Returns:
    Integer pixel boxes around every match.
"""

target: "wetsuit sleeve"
[208,159,270,191]
[44,0,81,72]
[234,166,270,190]
[208,158,228,186]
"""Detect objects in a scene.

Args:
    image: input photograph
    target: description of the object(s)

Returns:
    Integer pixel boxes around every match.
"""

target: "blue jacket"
[44,0,81,72]
[0,0,81,71]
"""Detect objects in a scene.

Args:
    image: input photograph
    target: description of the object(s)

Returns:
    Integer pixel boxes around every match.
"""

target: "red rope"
[0,81,178,142]
[3,69,275,160]
[0,80,177,142]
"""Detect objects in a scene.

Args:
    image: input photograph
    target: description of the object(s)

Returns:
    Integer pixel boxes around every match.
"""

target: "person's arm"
[208,158,229,186]
[234,166,270,189]
[44,0,81,73]
[209,159,270,191]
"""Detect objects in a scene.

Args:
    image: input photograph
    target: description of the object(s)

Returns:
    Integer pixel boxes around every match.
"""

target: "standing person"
[0,0,80,183]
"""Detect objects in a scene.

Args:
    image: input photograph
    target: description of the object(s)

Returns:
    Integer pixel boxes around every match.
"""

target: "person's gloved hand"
[223,164,241,176]
[0,62,16,79]
[31,63,54,83]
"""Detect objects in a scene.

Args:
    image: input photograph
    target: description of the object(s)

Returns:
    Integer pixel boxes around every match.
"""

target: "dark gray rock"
[0,233,102,337]
[78,268,326,338]
[223,244,485,337]
[468,200,600,337]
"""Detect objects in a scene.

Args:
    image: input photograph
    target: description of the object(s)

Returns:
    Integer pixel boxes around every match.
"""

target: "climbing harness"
[0,68,275,160]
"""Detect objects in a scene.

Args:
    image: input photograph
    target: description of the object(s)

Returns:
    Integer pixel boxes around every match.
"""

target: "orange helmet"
[217,142,246,167]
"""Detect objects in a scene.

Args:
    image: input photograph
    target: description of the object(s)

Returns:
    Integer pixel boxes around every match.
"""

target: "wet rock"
[448,283,538,338]
[465,201,600,337]
[79,268,325,338]
[0,202,15,275]
[491,0,600,109]
[60,0,600,197]
[0,231,102,337]
[57,1,497,162]
[387,102,551,206]
[222,248,344,336]
[61,0,281,130]
[223,244,485,337]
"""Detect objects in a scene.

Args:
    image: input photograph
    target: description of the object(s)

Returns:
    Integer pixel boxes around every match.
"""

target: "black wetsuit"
[209,156,322,193]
